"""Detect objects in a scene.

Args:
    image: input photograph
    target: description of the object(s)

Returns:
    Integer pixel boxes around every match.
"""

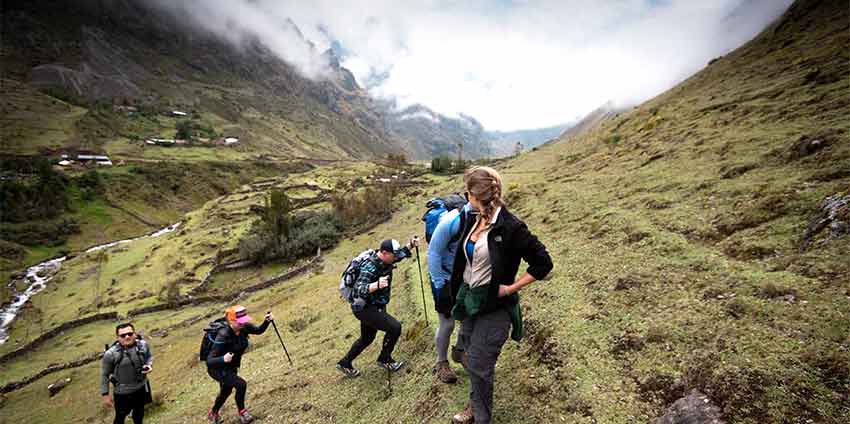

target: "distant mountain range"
[485,123,574,157]
[0,0,579,161]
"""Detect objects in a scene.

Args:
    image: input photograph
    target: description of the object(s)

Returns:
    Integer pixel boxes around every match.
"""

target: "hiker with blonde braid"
[449,166,553,424]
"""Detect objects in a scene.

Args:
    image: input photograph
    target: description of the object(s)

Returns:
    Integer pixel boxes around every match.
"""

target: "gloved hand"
[407,235,420,249]
[436,283,454,314]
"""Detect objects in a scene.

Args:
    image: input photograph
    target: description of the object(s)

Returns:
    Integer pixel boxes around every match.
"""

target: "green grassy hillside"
[0,0,847,423]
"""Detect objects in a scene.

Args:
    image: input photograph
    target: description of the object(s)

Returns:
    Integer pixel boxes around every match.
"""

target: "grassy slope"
[0,160,304,288]
[1,1,848,423]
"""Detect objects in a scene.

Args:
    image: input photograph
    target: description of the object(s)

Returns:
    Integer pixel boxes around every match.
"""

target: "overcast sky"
[151,0,792,131]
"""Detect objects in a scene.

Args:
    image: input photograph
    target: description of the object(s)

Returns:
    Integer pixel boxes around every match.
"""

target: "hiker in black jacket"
[206,305,272,424]
[449,166,553,424]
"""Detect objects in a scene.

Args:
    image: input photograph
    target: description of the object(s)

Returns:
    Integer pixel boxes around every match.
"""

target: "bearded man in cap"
[336,237,419,378]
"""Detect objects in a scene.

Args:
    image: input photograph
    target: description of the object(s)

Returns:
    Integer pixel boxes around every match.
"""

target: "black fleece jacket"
[443,206,553,314]
[206,320,270,370]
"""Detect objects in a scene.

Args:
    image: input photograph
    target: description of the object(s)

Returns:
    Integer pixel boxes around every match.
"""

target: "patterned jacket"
[353,247,411,307]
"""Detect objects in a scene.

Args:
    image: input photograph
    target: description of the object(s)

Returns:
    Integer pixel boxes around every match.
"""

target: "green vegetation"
[0,1,847,423]
[175,119,217,141]
[237,189,343,264]
[430,155,453,173]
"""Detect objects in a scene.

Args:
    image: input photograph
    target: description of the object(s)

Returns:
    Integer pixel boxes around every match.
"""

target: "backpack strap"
[447,210,466,244]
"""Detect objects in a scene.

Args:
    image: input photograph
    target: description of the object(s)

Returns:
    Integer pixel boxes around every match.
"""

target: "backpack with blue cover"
[422,194,467,243]
[199,318,229,361]
[339,249,375,302]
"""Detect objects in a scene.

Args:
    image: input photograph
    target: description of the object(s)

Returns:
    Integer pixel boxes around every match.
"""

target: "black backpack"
[422,194,467,243]
[104,336,147,383]
[199,318,229,361]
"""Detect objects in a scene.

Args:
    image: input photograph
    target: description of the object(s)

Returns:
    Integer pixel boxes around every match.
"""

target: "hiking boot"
[434,360,458,384]
[336,361,361,378]
[376,359,405,372]
[451,403,474,424]
[238,409,255,424]
[207,410,223,424]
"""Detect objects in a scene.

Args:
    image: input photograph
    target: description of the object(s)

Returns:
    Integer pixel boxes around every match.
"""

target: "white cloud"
[148,0,793,131]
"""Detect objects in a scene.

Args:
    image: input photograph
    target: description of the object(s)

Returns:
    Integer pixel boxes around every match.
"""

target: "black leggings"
[342,305,402,364]
[208,368,247,413]
[113,386,146,424]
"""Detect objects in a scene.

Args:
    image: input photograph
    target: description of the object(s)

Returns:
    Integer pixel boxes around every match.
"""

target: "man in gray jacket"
[101,323,153,424]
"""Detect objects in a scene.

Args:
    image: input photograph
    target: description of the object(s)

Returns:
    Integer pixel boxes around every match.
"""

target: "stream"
[0,222,182,344]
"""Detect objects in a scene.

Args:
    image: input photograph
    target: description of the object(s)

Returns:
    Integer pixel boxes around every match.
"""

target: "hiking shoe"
[434,360,458,384]
[451,403,474,424]
[207,410,223,424]
[376,359,405,372]
[238,409,255,424]
[336,361,361,378]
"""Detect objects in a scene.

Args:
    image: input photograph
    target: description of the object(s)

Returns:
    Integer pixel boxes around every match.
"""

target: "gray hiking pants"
[435,313,455,362]
[458,308,511,424]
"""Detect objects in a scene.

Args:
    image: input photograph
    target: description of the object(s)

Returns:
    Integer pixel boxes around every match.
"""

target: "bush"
[330,185,396,229]
[452,159,470,173]
[175,120,193,140]
[605,134,623,147]
[0,239,26,261]
[0,218,80,246]
[431,155,453,173]
[239,211,342,264]
[386,152,408,167]
[0,157,70,222]
[175,119,218,140]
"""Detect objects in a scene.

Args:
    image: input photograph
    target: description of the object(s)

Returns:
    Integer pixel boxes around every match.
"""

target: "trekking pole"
[414,242,429,327]
[269,314,293,366]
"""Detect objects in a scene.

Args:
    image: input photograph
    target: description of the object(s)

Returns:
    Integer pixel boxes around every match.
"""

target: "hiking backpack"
[339,249,375,302]
[104,336,147,383]
[422,194,467,243]
[199,318,229,361]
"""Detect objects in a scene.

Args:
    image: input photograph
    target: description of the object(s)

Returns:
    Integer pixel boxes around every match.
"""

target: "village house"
[59,151,113,166]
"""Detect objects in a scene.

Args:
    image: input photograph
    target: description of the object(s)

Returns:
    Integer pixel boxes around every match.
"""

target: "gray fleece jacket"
[100,340,152,395]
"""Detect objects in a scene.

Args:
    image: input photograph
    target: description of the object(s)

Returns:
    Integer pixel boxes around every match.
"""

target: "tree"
[431,155,452,173]
[386,152,408,167]
[175,120,194,140]
[263,189,292,248]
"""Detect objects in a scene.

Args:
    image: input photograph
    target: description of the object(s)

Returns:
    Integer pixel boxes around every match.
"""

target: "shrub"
[386,152,408,167]
[238,211,342,264]
[431,155,453,173]
[605,134,623,147]
[0,157,70,222]
[0,218,80,246]
[175,120,193,140]
[329,185,396,229]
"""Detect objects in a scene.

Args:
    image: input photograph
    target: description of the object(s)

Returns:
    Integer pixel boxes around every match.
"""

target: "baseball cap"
[379,239,402,255]
[225,305,252,325]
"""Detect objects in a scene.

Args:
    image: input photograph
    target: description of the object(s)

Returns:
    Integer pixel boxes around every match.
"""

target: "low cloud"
[147,0,793,130]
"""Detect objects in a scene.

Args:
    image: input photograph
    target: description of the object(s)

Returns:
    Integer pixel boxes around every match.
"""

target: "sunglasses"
[118,332,135,338]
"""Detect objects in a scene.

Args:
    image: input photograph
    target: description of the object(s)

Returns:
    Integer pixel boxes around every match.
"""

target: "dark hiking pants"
[208,368,247,413]
[459,308,512,424]
[342,304,402,364]
[113,386,146,424]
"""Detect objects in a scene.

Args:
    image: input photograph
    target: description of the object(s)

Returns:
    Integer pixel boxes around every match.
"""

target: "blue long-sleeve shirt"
[427,204,474,300]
